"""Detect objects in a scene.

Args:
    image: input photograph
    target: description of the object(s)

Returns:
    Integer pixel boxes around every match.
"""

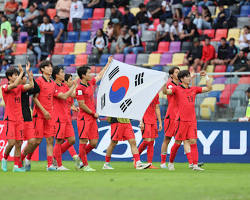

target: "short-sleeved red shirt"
[2,84,25,121]
[143,94,159,124]
[172,85,202,122]
[53,83,69,123]
[76,78,96,120]
[165,80,178,120]
[33,76,55,119]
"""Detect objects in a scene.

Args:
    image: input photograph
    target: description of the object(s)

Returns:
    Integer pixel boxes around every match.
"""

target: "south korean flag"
[97,59,168,120]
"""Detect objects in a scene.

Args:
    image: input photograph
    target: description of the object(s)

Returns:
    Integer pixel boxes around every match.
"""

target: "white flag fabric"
[96,59,168,120]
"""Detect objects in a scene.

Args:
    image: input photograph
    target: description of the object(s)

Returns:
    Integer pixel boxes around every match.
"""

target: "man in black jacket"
[136,3,152,31]
[211,37,230,65]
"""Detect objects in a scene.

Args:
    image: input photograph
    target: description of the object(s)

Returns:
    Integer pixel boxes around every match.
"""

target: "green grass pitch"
[0,161,249,200]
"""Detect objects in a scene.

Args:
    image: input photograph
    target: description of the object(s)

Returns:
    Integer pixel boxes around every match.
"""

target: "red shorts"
[77,118,98,140]
[23,121,35,140]
[33,117,55,138]
[164,117,176,138]
[55,121,75,139]
[111,123,135,141]
[174,121,197,141]
[3,120,24,140]
[142,123,158,138]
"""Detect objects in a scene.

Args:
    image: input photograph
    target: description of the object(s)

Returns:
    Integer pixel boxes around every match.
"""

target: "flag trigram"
[120,98,132,113]
[101,93,106,109]
[109,66,119,80]
[135,73,144,86]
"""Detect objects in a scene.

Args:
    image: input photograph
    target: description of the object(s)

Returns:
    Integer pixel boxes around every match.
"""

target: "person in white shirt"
[70,0,84,32]
[92,29,109,55]
[170,19,182,41]
[156,19,170,42]
[16,9,25,29]
[0,29,13,55]
[239,26,250,52]
[40,16,55,55]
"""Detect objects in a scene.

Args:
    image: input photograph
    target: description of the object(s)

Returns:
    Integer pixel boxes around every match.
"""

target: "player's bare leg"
[168,140,182,170]
[46,136,57,171]
[79,138,95,171]
[13,140,25,172]
[189,139,204,171]
[103,140,118,170]
[128,138,151,170]
[54,138,69,171]
[1,139,16,172]
[160,136,171,168]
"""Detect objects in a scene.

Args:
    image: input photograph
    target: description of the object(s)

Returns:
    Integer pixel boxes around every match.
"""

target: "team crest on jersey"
[168,85,173,89]
[2,84,7,89]
[78,90,83,95]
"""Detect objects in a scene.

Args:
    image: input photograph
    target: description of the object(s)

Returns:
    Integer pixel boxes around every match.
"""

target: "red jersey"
[33,76,55,119]
[53,83,69,123]
[165,80,178,120]
[76,78,96,121]
[66,85,74,119]
[172,85,202,122]
[2,84,25,121]
[143,94,159,124]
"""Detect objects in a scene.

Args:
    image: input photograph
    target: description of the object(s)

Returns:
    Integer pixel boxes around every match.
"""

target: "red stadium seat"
[61,43,75,55]
[53,43,63,54]
[12,43,27,55]
[218,84,237,106]
[71,55,88,66]
[91,66,102,74]
[22,0,28,9]
[204,29,215,38]
[81,20,92,31]
[148,19,160,31]
[68,23,73,31]
[213,29,228,41]
[91,8,105,20]
[156,42,169,53]
[197,29,203,35]
[239,77,250,84]
[47,9,57,20]
[118,7,125,15]
[214,65,226,78]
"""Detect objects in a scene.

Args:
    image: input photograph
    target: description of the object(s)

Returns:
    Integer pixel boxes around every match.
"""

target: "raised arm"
[23,62,34,91]
[95,56,113,82]
[156,104,162,131]
[163,84,173,95]
[56,80,77,100]
[200,71,212,93]
[33,94,51,120]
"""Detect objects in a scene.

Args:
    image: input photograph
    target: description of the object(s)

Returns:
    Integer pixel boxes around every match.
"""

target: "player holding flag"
[164,70,212,171]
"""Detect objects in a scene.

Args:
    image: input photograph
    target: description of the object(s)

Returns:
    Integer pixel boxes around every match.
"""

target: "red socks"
[138,141,148,154]
[105,156,111,163]
[4,153,8,160]
[68,146,77,157]
[79,144,88,166]
[61,141,72,154]
[14,156,19,166]
[47,156,53,167]
[161,153,167,164]
[54,143,62,167]
[85,144,94,154]
[26,152,33,160]
[169,143,181,163]
[190,144,198,165]
[147,141,154,163]
[186,152,193,164]
[21,153,26,161]
[133,154,140,163]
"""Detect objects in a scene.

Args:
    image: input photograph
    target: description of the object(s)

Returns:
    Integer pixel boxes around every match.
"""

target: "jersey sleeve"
[171,85,177,94]
[19,85,25,92]
[76,86,85,101]
[90,78,97,86]
[194,86,203,94]
[1,84,9,93]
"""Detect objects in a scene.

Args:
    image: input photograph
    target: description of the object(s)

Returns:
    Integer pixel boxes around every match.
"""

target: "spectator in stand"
[92,29,109,55]
[23,20,39,43]
[70,0,84,32]
[214,3,231,29]
[201,37,215,70]
[239,26,250,53]
[56,0,71,32]
[38,0,52,10]
[171,0,183,15]
[124,28,144,55]
[136,3,152,32]
[112,27,129,54]
[11,25,18,41]
[173,7,183,24]
[230,50,249,72]
[106,21,114,42]
[0,11,4,24]
[122,7,136,29]
[40,16,55,55]
[37,8,50,25]
[0,59,10,72]
[198,0,213,7]
[105,0,114,8]
[87,0,105,8]
[239,0,250,7]
[110,4,123,24]
[0,15,12,36]
[160,0,172,20]
[170,19,182,41]
[4,0,19,23]
[156,19,170,42]
[180,17,199,41]
[211,37,231,65]
[146,0,162,19]
[228,38,238,59]
[23,4,40,25]
[16,9,26,30]
[27,43,38,67]
[193,6,212,29]
[53,15,64,43]
[184,38,203,72]
[0,29,13,56]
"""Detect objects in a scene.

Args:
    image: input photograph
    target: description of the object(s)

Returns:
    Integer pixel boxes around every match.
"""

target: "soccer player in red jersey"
[76,56,112,171]
[103,118,151,170]
[52,66,78,171]
[164,70,212,171]
[1,65,34,172]
[138,94,162,169]
[32,61,57,171]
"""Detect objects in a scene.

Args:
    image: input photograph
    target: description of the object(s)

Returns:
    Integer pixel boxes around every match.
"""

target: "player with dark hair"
[164,70,212,171]
[51,66,77,171]
[76,57,112,171]
[1,64,34,172]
